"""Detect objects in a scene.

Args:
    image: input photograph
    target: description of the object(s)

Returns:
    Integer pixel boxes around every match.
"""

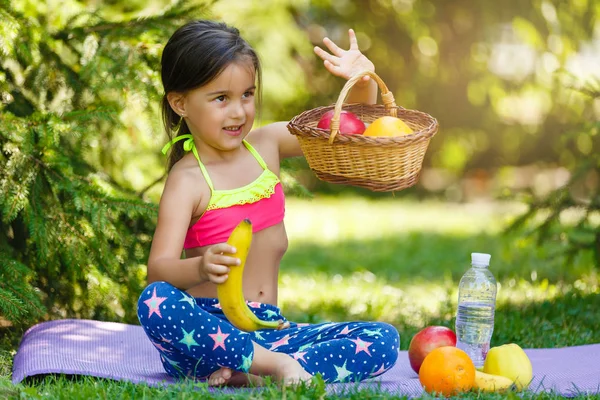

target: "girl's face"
[182,61,256,152]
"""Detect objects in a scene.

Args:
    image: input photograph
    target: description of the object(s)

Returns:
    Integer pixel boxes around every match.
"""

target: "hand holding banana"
[201,242,242,285]
[215,219,286,332]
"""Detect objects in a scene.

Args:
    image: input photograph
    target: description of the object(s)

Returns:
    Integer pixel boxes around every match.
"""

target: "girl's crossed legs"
[137,281,400,384]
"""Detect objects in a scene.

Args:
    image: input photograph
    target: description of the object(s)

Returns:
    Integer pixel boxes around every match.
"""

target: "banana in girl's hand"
[217,219,285,332]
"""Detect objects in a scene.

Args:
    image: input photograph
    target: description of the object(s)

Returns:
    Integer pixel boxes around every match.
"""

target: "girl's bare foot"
[274,353,313,386]
[207,367,231,386]
[247,343,313,386]
[208,367,264,387]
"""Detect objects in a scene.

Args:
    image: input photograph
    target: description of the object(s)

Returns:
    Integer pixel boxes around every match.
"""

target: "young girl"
[137,20,400,386]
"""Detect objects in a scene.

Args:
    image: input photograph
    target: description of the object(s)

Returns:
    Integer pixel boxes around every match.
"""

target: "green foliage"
[507,83,600,267]
[0,0,211,325]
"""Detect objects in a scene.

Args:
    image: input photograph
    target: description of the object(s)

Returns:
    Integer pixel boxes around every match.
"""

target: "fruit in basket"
[483,343,533,390]
[419,346,476,397]
[408,326,457,374]
[363,116,413,137]
[317,110,366,135]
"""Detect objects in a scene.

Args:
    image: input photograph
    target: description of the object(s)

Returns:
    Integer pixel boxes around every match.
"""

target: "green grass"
[1,196,599,399]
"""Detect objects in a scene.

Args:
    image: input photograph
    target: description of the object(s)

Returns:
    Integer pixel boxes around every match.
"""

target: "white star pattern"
[139,284,399,383]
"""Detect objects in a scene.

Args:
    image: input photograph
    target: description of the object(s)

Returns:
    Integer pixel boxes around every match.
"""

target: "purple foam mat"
[11,319,600,397]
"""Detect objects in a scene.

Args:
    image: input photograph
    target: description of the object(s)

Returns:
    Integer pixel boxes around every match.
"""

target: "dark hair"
[160,20,262,171]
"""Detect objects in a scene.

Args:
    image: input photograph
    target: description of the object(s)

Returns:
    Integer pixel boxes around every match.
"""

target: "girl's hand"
[200,243,241,284]
[314,28,375,86]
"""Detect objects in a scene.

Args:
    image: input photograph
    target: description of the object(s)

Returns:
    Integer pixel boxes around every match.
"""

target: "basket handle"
[329,70,397,144]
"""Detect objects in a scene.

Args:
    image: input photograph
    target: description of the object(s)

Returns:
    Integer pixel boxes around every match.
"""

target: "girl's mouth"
[223,125,243,136]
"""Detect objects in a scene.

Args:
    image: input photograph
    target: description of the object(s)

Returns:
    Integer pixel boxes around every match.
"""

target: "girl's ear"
[167,92,187,117]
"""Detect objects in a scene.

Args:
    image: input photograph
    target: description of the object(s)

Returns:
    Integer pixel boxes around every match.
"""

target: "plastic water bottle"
[455,253,497,369]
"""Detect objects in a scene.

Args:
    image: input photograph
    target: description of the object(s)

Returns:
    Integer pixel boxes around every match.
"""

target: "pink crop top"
[161,135,285,249]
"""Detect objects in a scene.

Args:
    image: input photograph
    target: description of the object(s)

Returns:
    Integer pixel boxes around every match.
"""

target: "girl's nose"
[230,101,245,119]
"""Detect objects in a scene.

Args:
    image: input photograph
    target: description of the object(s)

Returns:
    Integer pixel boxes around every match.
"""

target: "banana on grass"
[217,219,285,332]
[474,370,514,393]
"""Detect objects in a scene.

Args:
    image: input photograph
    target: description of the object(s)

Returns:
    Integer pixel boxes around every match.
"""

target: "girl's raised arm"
[255,28,378,160]
[313,28,377,105]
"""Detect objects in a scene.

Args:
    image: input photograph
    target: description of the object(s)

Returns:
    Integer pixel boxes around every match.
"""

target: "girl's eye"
[243,91,255,99]
[215,95,226,102]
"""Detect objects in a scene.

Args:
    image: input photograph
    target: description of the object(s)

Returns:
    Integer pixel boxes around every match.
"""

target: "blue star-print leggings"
[138,281,400,383]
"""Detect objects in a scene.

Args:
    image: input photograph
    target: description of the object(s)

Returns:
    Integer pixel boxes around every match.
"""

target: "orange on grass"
[418,346,476,397]
[363,116,414,137]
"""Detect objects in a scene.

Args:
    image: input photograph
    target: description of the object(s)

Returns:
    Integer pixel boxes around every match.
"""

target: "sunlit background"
[60,0,600,204]
[5,0,599,202]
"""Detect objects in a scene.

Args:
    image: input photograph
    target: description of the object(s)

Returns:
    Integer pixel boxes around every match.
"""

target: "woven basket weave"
[287,70,439,192]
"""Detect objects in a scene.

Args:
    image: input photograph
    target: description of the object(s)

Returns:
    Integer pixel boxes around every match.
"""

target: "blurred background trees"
[0,0,206,325]
[1,0,598,326]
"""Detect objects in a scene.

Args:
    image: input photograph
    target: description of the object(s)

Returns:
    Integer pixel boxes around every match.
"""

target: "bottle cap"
[471,252,491,266]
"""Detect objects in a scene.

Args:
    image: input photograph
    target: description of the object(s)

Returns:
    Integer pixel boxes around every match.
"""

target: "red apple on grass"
[408,326,457,374]
[317,110,366,135]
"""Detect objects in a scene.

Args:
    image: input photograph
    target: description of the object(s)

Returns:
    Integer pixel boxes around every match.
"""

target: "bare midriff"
[184,222,288,306]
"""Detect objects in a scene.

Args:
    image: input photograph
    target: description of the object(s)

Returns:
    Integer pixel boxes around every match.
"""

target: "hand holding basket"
[287,70,438,192]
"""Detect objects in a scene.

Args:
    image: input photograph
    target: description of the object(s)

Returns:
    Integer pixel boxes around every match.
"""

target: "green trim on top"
[161,135,281,210]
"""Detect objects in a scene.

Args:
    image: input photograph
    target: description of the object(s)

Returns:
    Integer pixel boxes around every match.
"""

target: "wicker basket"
[287,70,439,192]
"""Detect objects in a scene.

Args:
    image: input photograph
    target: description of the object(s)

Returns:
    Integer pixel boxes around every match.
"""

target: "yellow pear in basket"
[363,116,413,137]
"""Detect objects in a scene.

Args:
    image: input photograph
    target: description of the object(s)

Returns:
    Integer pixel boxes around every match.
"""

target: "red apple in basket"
[408,326,457,374]
[317,110,366,135]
